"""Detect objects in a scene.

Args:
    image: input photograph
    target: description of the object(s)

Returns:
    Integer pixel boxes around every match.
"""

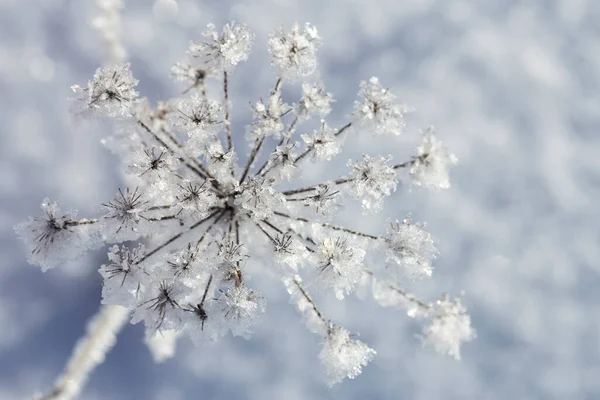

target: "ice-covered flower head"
[410,127,458,189]
[320,324,376,385]
[385,214,438,280]
[348,154,397,214]
[352,76,409,135]
[269,23,321,81]
[421,294,476,360]
[71,63,139,118]
[188,22,254,73]
[17,20,471,389]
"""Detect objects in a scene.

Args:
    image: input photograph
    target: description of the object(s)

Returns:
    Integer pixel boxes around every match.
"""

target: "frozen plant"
[17,20,474,395]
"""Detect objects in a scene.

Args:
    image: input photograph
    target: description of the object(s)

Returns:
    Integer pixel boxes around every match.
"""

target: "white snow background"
[1,0,599,399]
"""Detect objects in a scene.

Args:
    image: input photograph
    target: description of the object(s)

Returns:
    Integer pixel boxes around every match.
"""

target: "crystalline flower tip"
[421,294,475,360]
[301,120,341,162]
[319,324,376,385]
[99,244,147,307]
[269,23,321,81]
[14,198,95,271]
[71,63,139,118]
[215,285,266,339]
[315,237,365,299]
[297,82,333,120]
[188,22,254,72]
[410,127,458,190]
[386,214,438,280]
[352,76,409,135]
[348,154,397,214]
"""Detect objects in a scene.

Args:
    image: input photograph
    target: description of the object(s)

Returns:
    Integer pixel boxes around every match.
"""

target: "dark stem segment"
[136,210,221,265]
[254,220,276,244]
[136,118,222,194]
[273,211,382,241]
[282,156,415,198]
[239,78,283,183]
[196,209,228,248]
[224,71,232,152]
[159,127,219,183]
[293,276,326,323]
[239,137,265,183]
[283,177,352,197]
[64,219,99,227]
[262,219,316,253]
[363,269,432,312]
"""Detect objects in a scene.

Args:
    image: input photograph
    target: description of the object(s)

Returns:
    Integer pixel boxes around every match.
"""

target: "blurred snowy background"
[1,0,600,399]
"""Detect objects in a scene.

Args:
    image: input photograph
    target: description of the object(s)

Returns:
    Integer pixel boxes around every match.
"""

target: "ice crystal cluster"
[16,22,474,385]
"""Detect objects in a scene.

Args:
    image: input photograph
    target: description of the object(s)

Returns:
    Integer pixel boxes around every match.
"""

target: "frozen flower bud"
[319,324,376,385]
[314,237,365,299]
[14,198,97,271]
[214,285,266,339]
[214,241,248,282]
[134,98,173,133]
[101,187,150,242]
[131,279,189,335]
[99,244,147,307]
[248,92,286,140]
[348,154,397,214]
[297,82,333,120]
[420,294,475,359]
[71,63,139,118]
[272,232,310,272]
[203,141,237,183]
[386,215,437,280]
[126,146,178,187]
[188,22,254,72]
[410,127,458,189]
[171,62,214,91]
[174,179,218,218]
[268,142,299,181]
[236,178,285,221]
[174,94,223,136]
[164,243,206,287]
[352,76,409,135]
[304,182,343,215]
[268,23,321,81]
[301,120,341,162]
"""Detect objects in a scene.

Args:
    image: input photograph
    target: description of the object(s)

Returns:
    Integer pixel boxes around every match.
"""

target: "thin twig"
[273,211,382,241]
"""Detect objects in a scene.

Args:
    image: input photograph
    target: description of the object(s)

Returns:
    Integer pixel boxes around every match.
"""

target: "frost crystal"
[352,76,409,135]
[18,21,472,388]
[297,82,333,120]
[71,63,139,118]
[174,94,223,136]
[421,295,476,360]
[315,237,365,299]
[301,120,341,162]
[320,324,376,385]
[215,285,266,338]
[188,22,254,72]
[348,154,397,213]
[15,198,96,271]
[99,244,147,307]
[410,127,458,189]
[268,143,299,181]
[386,215,438,280]
[269,23,321,81]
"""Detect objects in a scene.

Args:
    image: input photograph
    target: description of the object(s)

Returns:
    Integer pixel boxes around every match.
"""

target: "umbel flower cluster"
[16,22,474,385]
